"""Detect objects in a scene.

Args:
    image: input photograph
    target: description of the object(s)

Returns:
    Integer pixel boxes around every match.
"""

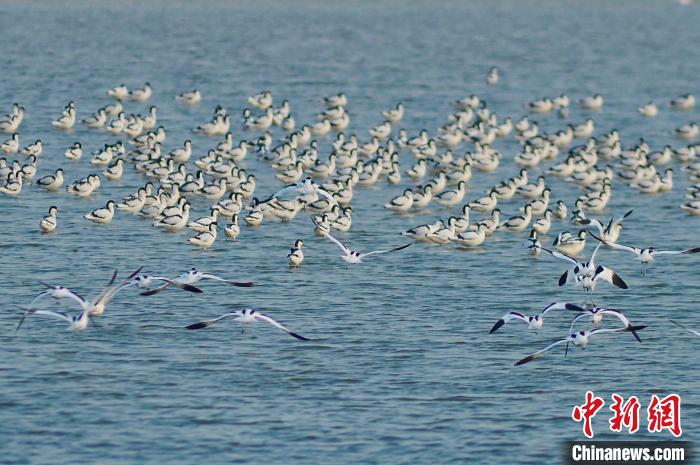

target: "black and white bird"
[140,268,253,296]
[540,244,627,293]
[16,307,92,332]
[590,233,700,276]
[262,177,336,206]
[186,308,309,340]
[287,239,305,267]
[580,210,633,243]
[315,219,411,265]
[567,306,642,348]
[514,325,647,366]
[489,302,584,333]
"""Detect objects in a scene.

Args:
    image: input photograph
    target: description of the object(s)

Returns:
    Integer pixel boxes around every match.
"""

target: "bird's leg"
[90,316,100,328]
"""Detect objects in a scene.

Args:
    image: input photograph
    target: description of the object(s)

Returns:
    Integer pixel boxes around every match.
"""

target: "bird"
[489,302,583,334]
[261,177,336,206]
[314,219,411,265]
[541,244,627,292]
[128,274,203,294]
[487,67,499,85]
[107,84,129,100]
[384,189,413,211]
[579,210,633,243]
[36,169,64,191]
[288,239,305,267]
[499,204,533,232]
[638,101,658,117]
[129,82,152,102]
[16,307,92,332]
[589,233,700,276]
[40,206,58,232]
[84,200,116,224]
[187,223,218,248]
[186,308,309,340]
[176,89,202,105]
[450,225,487,248]
[514,325,646,365]
[567,306,641,342]
[139,268,254,296]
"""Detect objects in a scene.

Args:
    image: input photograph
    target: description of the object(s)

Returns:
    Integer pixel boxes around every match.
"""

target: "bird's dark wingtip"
[515,355,535,366]
[613,273,628,289]
[489,319,505,334]
[290,332,310,341]
[229,281,255,287]
[186,321,209,330]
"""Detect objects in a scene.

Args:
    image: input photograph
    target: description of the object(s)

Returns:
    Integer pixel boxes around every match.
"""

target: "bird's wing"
[199,273,255,287]
[589,232,639,255]
[540,302,584,316]
[323,230,351,254]
[579,218,604,234]
[613,209,634,225]
[360,243,412,259]
[670,320,700,337]
[655,247,700,256]
[593,266,628,289]
[589,240,603,263]
[541,247,579,265]
[590,325,646,338]
[101,266,144,304]
[489,312,528,333]
[27,291,50,308]
[514,339,569,366]
[139,283,170,296]
[314,186,338,205]
[185,312,238,330]
[255,313,309,341]
[568,312,591,333]
[152,277,203,293]
[17,309,72,331]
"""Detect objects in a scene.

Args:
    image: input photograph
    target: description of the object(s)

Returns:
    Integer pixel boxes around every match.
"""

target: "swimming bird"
[315,220,411,265]
[638,102,658,117]
[107,84,129,100]
[578,94,604,110]
[589,233,700,276]
[487,66,499,85]
[514,325,646,365]
[384,189,413,211]
[288,239,305,267]
[670,93,695,110]
[84,200,116,224]
[186,308,309,340]
[176,89,202,105]
[129,82,152,102]
[401,220,444,241]
[36,169,64,191]
[499,204,533,232]
[450,224,487,248]
[65,142,82,160]
[0,172,23,196]
[490,302,584,334]
[188,223,218,248]
[40,206,58,232]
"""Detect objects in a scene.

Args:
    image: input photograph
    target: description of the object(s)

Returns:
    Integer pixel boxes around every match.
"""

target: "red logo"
[572,392,682,438]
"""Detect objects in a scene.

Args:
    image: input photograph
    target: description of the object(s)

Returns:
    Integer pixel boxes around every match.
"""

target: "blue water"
[1,1,699,464]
